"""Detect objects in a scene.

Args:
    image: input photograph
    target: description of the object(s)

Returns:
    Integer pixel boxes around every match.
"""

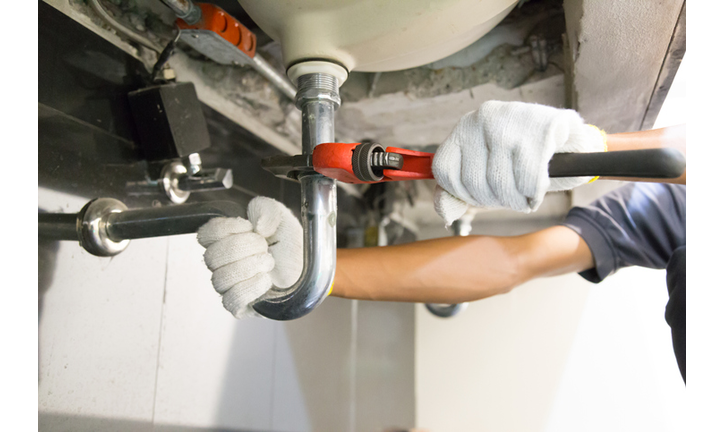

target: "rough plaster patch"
[170,53,301,155]
[336,74,565,148]
[426,3,564,70]
[563,0,583,61]
[571,0,684,133]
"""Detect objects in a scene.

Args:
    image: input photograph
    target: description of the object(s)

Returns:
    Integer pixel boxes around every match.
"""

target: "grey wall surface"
[564,0,685,133]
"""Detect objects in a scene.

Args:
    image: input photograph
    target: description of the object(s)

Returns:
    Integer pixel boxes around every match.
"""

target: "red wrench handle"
[311,143,685,184]
[382,147,434,181]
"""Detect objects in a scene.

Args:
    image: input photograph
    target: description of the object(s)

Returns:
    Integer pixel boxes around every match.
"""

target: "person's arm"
[331,226,593,303]
[604,124,686,185]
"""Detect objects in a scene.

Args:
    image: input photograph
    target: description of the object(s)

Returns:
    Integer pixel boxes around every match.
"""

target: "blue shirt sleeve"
[560,183,686,283]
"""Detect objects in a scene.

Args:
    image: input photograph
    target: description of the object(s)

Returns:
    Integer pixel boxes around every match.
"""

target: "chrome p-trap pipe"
[252,73,339,320]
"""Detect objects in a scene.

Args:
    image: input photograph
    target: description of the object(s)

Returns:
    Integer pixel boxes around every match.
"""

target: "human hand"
[197,197,303,318]
[432,100,606,225]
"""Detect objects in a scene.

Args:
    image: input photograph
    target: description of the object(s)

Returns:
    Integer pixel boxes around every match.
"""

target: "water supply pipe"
[159,0,202,24]
[90,0,164,53]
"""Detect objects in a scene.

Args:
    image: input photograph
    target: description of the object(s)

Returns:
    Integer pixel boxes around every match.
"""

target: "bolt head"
[162,68,176,80]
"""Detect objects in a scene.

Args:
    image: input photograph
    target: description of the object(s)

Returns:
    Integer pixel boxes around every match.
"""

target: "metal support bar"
[251,55,297,101]
[38,199,245,256]
[105,201,244,240]
[38,213,79,241]
[252,72,340,320]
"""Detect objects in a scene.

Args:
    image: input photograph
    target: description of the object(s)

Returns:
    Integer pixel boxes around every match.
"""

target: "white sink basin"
[238,0,518,76]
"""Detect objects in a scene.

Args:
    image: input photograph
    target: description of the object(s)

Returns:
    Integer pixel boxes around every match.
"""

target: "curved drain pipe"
[425,217,472,318]
[251,73,339,320]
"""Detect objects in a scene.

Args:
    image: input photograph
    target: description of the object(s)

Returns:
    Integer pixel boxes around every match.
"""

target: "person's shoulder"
[602,182,685,203]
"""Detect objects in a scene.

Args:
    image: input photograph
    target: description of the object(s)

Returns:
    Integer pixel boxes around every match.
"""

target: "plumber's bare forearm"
[604,124,686,185]
[331,226,593,303]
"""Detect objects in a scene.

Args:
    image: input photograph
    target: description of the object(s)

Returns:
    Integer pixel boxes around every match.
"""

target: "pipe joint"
[295,74,340,110]
[77,198,130,257]
[160,0,202,25]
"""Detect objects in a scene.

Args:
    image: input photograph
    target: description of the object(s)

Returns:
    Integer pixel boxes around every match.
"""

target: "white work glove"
[432,100,606,225]
[197,197,303,318]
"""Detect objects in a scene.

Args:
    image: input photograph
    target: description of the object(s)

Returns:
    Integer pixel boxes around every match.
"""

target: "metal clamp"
[175,3,297,100]
[76,198,130,257]
[127,154,233,204]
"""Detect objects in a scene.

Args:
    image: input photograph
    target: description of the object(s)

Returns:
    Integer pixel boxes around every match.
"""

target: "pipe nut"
[77,198,130,257]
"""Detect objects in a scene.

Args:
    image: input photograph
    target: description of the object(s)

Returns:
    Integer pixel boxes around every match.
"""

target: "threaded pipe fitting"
[295,73,341,110]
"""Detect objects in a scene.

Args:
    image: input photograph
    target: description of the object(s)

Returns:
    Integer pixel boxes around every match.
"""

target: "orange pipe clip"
[177,3,256,58]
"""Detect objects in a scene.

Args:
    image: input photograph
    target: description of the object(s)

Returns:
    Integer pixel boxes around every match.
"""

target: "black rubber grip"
[548,148,685,179]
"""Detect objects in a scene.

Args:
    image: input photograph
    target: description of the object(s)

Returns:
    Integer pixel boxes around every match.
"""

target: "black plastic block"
[128,82,211,161]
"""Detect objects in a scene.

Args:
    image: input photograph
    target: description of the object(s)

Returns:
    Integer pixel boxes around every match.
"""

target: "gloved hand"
[197,197,303,318]
[432,100,606,225]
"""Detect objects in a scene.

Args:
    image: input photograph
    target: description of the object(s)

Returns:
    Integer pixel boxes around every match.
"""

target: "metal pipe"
[425,218,471,318]
[38,213,79,241]
[90,0,164,53]
[38,200,245,256]
[158,0,201,25]
[251,55,297,100]
[252,72,340,320]
[105,201,244,240]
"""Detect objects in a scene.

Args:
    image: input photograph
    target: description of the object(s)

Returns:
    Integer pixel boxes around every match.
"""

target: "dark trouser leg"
[665,246,686,382]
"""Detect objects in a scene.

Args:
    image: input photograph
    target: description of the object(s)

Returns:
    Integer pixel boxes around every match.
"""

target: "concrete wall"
[564,0,685,133]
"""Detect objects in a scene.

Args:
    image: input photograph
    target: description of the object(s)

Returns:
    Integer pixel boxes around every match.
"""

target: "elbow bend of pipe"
[252,174,337,321]
[90,0,164,53]
[425,302,469,318]
[251,258,336,321]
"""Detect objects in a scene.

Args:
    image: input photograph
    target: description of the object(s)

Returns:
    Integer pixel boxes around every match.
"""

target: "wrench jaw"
[260,154,315,181]
[312,143,362,183]
[261,143,435,184]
